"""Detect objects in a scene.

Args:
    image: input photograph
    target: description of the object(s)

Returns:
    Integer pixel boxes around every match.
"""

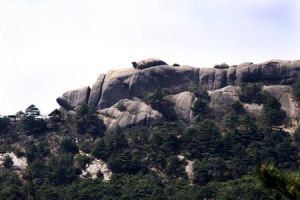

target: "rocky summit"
[57,58,300,129]
[3,58,300,199]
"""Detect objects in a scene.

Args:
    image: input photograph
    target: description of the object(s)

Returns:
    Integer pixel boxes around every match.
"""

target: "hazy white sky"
[0,0,300,115]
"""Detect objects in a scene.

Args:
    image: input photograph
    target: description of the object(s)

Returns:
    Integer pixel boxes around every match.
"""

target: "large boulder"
[132,58,168,70]
[57,59,300,115]
[57,86,91,110]
[98,99,164,129]
[129,65,199,99]
[209,86,239,109]
[97,69,136,109]
[235,60,300,85]
[226,66,237,85]
[199,68,227,90]
[263,85,297,119]
[165,91,197,121]
[88,74,106,107]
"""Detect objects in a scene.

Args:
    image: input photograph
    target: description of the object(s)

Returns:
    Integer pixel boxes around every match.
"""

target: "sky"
[0,0,300,115]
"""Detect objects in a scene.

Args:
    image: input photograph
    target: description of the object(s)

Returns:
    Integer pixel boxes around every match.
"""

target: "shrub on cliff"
[261,94,286,126]
[0,116,9,136]
[238,84,265,104]
[143,89,177,121]
[75,104,106,138]
[21,105,47,136]
[292,79,300,101]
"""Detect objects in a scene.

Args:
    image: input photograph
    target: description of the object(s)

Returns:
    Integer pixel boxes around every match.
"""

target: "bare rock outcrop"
[209,86,239,109]
[56,86,91,110]
[88,74,106,107]
[235,60,300,85]
[56,59,300,126]
[263,85,297,119]
[165,91,197,121]
[98,99,163,129]
[97,69,136,109]
[132,58,167,70]
[129,65,199,100]
[199,68,227,90]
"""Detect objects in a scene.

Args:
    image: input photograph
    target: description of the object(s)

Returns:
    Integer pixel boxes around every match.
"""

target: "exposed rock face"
[133,58,168,70]
[56,59,300,127]
[82,159,112,181]
[97,69,135,109]
[88,74,106,107]
[57,86,91,110]
[235,60,300,85]
[214,63,229,69]
[199,68,227,90]
[0,152,27,171]
[129,65,199,100]
[166,91,197,121]
[243,103,263,117]
[263,85,297,119]
[209,86,239,109]
[98,99,163,129]
[208,84,298,119]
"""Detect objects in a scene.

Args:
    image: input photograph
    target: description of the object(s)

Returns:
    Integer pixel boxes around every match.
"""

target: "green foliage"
[239,84,265,104]
[2,156,13,169]
[165,156,186,179]
[91,139,110,160]
[75,104,106,138]
[262,94,286,126]
[21,116,47,136]
[25,104,40,117]
[231,101,245,114]
[24,141,50,163]
[115,102,127,112]
[294,126,300,146]
[292,79,300,101]
[45,154,81,185]
[183,120,220,159]
[256,164,300,200]
[75,154,91,169]
[59,137,79,154]
[143,89,177,121]
[148,124,182,169]
[0,170,27,200]
[48,109,63,129]
[191,99,210,121]
[215,176,274,200]
[107,149,142,174]
[21,105,47,136]
[194,157,228,185]
[0,116,9,136]
[1,92,300,199]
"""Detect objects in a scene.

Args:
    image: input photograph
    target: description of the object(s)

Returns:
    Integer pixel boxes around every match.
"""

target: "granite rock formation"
[57,59,300,128]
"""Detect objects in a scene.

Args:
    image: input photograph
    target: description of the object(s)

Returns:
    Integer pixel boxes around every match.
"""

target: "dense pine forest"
[1,81,300,199]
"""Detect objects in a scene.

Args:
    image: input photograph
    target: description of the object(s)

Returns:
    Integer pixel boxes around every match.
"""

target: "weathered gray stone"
[263,85,297,119]
[243,103,263,117]
[165,91,197,121]
[57,59,300,122]
[57,86,91,110]
[214,63,229,69]
[236,60,300,85]
[226,66,237,85]
[97,69,136,109]
[88,74,106,107]
[209,86,239,109]
[98,99,163,129]
[199,68,227,90]
[129,65,199,99]
[133,58,168,69]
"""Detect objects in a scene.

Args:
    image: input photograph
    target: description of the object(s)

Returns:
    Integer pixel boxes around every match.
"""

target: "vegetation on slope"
[0,83,300,199]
